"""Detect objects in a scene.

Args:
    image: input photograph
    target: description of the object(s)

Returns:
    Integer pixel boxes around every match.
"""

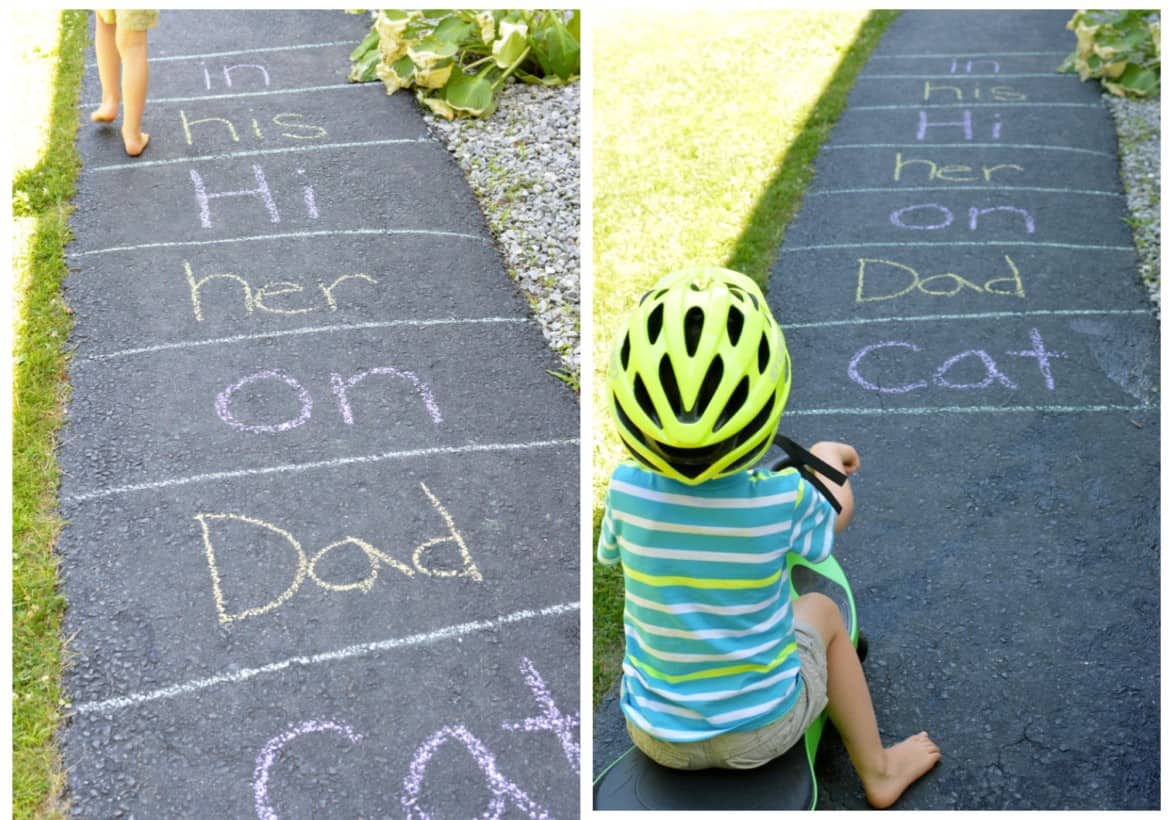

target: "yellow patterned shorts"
[94,10,159,30]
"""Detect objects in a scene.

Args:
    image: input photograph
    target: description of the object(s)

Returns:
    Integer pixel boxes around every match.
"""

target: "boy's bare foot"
[861,732,941,809]
[123,131,150,158]
[90,100,119,123]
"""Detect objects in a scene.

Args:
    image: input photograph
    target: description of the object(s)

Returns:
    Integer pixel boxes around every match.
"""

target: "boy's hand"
[834,443,860,475]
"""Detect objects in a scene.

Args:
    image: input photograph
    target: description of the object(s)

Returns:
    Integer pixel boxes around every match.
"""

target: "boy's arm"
[808,441,859,534]
[596,501,621,566]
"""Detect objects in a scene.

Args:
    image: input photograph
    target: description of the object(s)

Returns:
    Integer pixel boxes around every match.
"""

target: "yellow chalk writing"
[856,255,1025,303]
[893,152,1023,184]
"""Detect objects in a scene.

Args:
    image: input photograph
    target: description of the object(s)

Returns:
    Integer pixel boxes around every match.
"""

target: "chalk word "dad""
[849,328,1065,394]
[856,255,1024,303]
[253,656,579,820]
[215,367,442,433]
[197,482,480,625]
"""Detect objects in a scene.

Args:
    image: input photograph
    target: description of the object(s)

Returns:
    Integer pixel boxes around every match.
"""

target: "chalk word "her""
[253,656,578,820]
[198,481,481,625]
[892,152,1022,184]
[184,260,376,321]
[849,328,1065,394]
[215,367,442,433]
[856,255,1024,303]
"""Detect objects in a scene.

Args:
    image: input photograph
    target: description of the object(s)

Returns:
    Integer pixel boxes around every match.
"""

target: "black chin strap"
[769,436,847,514]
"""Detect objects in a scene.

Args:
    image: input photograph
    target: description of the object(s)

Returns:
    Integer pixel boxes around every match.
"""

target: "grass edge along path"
[12,10,87,818]
[591,10,899,704]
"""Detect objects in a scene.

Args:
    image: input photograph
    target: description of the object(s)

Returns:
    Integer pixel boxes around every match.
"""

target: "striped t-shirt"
[597,461,836,742]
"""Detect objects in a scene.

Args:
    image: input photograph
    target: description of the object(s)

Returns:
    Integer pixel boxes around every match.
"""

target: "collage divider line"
[63,438,581,503]
[71,601,582,716]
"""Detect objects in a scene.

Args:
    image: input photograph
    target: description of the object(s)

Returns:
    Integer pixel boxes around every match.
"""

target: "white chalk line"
[786,404,1154,418]
[89,139,430,172]
[80,82,371,109]
[859,73,1081,79]
[79,317,531,362]
[824,143,1115,159]
[63,438,580,503]
[782,241,1133,253]
[781,309,1152,331]
[868,51,1068,59]
[70,601,581,716]
[807,186,1122,198]
[85,39,356,68]
[70,229,489,257]
[852,102,1101,110]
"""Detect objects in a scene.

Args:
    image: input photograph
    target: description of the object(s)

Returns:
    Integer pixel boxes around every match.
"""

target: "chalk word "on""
[198,481,481,625]
[848,328,1066,394]
[180,109,327,147]
[856,255,1024,303]
[253,656,578,820]
[215,366,442,433]
[184,260,376,321]
[889,202,1034,234]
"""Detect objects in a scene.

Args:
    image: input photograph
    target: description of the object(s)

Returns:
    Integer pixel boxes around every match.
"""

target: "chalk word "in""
[892,152,1022,184]
[848,328,1066,394]
[180,109,327,147]
[189,163,319,229]
[184,260,375,321]
[200,61,271,90]
[215,366,442,433]
[856,255,1024,303]
[889,202,1035,234]
[252,657,577,820]
[198,481,481,625]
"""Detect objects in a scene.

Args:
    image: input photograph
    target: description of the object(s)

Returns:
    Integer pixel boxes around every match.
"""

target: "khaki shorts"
[626,620,829,770]
[95,10,159,30]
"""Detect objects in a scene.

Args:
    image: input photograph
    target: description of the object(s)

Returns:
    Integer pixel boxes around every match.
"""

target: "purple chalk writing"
[253,720,362,820]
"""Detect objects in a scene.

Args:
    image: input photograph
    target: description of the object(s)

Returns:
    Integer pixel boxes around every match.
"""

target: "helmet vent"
[692,355,723,421]
[758,334,771,373]
[684,306,704,357]
[714,376,749,432]
[726,306,744,345]
[633,373,660,427]
[647,303,665,345]
[620,333,631,370]
[658,354,682,417]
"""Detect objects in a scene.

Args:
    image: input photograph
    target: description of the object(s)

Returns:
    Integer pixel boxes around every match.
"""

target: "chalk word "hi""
[198,481,480,625]
[215,367,442,433]
[252,656,578,819]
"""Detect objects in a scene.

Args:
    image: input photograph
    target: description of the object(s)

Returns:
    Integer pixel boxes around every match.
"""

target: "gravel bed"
[1104,93,1161,314]
[422,80,581,388]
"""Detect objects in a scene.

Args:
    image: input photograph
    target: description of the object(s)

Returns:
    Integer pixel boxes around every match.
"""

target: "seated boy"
[597,266,940,808]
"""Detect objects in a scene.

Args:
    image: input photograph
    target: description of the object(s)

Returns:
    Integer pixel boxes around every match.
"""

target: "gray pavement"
[60,11,579,817]
[594,10,1158,810]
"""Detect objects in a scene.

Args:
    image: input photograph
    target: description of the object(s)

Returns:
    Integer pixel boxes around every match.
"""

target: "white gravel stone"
[1103,93,1160,314]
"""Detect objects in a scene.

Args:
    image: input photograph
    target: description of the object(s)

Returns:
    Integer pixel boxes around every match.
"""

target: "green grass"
[591,10,897,702]
[12,10,88,818]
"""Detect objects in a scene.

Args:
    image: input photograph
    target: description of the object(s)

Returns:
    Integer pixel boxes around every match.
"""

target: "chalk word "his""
[849,328,1065,394]
[215,367,442,433]
[180,109,327,147]
[198,481,481,625]
[184,260,376,321]
[856,255,1024,303]
[253,656,578,820]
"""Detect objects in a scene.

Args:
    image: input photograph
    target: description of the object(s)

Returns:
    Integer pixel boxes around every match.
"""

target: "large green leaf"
[444,67,495,115]
[1118,62,1159,95]
[349,27,379,62]
[533,15,579,80]
[432,15,474,44]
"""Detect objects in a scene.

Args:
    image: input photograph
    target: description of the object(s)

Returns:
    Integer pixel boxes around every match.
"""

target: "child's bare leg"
[91,17,120,122]
[794,592,940,808]
[115,26,150,155]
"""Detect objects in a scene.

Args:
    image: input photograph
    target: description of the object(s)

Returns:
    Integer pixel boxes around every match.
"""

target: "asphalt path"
[60,11,579,817]
[594,10,1158,810]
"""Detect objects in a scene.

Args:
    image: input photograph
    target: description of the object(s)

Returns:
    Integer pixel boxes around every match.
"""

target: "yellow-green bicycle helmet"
[608,266,791,484]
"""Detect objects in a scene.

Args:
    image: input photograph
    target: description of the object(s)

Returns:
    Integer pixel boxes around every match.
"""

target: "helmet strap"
[771,436,847,514]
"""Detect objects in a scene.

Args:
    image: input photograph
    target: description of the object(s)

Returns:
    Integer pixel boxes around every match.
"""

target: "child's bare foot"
[90,100,119,123]
[861,732,940,809]
[123,131,150,157]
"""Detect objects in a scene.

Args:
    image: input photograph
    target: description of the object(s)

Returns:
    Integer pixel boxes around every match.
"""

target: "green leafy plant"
[348,9,580,118]
[1058,10,1160,97]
